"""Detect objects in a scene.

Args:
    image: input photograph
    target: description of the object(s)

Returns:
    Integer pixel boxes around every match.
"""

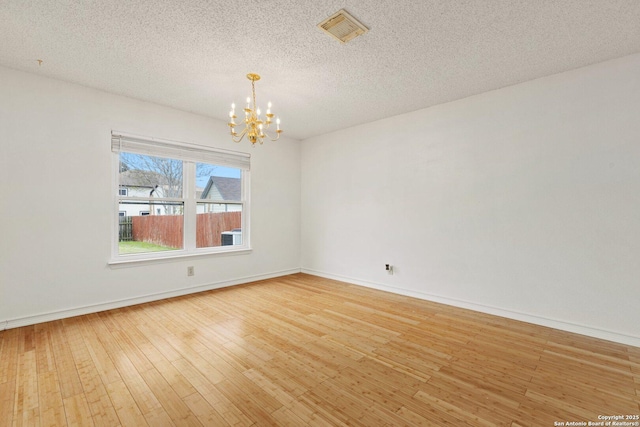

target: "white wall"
[2,54,639,347]
[0,66,301,327]
[301,54,640,346]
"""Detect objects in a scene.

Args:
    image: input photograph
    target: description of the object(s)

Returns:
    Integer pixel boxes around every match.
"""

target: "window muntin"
[112,132,250,261]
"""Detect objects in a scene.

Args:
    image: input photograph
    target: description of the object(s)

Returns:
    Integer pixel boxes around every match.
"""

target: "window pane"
[119,152,183,198]
[196,203,242,248]
[196,163,243,248]
[118,201,184,254]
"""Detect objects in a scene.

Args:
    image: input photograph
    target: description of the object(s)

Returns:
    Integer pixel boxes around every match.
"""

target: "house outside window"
[111,132,250,262]
[199,176,242,213]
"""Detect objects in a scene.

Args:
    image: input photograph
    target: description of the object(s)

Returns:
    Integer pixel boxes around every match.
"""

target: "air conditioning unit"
[221,229,242,246]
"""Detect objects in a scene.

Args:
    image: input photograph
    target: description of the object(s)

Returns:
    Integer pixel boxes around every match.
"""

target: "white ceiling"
[1,0,639,140]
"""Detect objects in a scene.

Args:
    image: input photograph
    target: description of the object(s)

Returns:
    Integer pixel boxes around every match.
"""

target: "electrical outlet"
[385,264,393,275]
[187,266,194,276]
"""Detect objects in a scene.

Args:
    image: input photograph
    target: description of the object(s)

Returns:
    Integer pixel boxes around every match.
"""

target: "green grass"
[118,241,176,254]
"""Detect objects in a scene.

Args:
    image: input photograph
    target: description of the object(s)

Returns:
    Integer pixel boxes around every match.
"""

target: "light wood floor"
[1,274,639,426]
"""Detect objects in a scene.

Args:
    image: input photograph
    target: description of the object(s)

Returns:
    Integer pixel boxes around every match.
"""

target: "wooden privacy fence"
[119,216,133,241]
[132,215,183,248]
[129,212,241,248]
[196,211,242,248]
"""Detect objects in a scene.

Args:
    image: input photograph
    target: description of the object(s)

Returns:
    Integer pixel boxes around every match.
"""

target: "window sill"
[108,247,252,268]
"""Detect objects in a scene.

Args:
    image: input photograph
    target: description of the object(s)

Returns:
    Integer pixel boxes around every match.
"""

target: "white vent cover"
[318,9,368,44]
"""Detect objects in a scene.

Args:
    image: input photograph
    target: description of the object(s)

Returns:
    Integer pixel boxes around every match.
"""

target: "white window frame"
[109,131,251,265]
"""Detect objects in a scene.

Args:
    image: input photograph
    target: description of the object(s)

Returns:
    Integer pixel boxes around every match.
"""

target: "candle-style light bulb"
[276,117,281,130]
[246,97,250,109]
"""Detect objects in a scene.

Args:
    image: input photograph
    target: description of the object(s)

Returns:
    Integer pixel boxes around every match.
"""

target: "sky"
[196,164,241,188]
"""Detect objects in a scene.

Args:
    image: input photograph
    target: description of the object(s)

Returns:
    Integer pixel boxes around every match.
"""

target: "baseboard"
[2,268,301,331]
[7,267,639,348]
[301,268,640,348]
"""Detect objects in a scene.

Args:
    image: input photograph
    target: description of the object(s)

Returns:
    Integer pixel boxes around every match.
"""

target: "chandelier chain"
[252,79,257,114]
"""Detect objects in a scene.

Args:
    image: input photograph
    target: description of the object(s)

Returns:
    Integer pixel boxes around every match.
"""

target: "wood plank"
[242,368,318,423]
[48,321,84,399]
[0,329,19,427]
[413,389,498,426]
[0,380,17,427]
[182,392,229,426]
[104,380,149,427]
[138,368,202,426]
[37,371,66,427]
[65,318,121,427]
[214,377,282,426]
[61,313,122,418]
[171,358,253,426]
[63,393,94,427]
[14,349,40,427]
[34,323,56,374]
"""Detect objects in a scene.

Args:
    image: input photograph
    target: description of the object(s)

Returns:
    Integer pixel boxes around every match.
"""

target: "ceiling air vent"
[318,9,368,44]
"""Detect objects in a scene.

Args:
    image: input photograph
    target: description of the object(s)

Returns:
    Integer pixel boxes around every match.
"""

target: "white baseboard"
[301,268,640,348]
[6,267,639,349]
[2,268,301,331]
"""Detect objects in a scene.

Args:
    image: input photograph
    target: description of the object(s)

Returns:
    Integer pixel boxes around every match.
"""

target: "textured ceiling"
[1,0,639,140]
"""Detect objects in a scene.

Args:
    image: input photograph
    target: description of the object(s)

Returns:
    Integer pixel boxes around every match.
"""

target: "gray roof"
[201,176,241,201]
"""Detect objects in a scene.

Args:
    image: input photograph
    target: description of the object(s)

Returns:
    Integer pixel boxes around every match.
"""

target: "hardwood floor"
[1,273,638,426]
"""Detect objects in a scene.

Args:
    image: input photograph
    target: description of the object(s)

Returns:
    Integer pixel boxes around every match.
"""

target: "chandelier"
[228,73,282,145]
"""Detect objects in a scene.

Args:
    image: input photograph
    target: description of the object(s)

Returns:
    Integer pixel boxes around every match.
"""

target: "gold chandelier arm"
[266,130,282,141]
[231,127,248,143]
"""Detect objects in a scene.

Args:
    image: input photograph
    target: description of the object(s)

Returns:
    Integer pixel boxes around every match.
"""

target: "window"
[111,132,250,262]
